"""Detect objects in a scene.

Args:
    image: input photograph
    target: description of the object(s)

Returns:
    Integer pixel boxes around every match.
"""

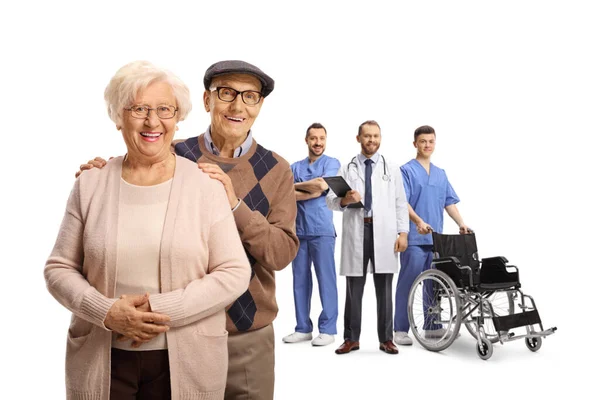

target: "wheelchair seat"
[478,281,519,290]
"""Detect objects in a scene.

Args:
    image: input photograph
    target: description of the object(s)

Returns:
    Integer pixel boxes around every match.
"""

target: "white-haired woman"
[45,61,251,400]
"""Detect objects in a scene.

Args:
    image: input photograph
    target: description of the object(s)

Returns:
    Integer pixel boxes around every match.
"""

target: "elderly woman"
[44,61,251,400]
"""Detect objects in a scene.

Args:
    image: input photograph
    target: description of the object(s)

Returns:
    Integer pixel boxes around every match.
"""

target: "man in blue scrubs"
[282,123,341,346]
[393,125,471,346]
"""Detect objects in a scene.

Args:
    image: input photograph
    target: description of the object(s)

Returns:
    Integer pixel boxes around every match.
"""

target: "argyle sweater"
[174,134,299,334]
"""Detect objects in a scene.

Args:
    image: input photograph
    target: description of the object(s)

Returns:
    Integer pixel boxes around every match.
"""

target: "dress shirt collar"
[203,126,254,158]
[357,152,380,167]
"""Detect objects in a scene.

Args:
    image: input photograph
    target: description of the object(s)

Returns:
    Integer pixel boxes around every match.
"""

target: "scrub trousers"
[394,245,442,332]
[292,235,338,335]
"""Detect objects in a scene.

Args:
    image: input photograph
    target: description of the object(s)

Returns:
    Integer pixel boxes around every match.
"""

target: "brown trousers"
[110,348,171,400]
[225,324,275,400]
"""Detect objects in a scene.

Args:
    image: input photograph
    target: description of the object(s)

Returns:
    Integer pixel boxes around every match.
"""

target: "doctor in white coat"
[327,120,409,355]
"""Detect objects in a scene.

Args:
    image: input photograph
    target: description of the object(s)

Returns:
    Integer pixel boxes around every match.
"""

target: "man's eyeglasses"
[211,87,263,105]
[125,105,178,119]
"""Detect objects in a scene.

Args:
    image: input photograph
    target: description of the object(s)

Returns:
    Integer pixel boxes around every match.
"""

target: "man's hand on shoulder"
[197,162,238,208]
[75,157,109,178]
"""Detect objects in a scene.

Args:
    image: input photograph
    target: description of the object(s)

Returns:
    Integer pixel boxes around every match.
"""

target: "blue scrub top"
[401,159,460,246]
[291,154,341,237]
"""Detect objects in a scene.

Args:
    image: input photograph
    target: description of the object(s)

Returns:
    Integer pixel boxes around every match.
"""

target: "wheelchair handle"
[427,227,475,234]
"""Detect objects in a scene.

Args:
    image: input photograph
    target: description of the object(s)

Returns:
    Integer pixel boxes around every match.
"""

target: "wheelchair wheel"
[476,337,493,360]
[525,336,542,352]
[464,290,516,343]
[408,269,462,352]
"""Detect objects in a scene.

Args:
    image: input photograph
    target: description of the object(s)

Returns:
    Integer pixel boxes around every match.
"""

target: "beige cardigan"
[45,156,251,400]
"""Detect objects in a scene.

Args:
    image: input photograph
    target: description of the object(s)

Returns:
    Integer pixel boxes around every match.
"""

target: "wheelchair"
[407,232,556,360]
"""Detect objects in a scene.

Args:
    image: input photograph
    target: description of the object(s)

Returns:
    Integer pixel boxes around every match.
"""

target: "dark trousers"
[110,348,171,400]
[343,222,394,343]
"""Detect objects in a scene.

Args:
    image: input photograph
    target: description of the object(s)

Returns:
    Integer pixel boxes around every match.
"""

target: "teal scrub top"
[401,159,460,246]
[291,154,341,237]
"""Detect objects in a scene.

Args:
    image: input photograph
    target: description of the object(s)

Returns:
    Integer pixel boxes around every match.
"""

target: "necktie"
[364,159,373,212]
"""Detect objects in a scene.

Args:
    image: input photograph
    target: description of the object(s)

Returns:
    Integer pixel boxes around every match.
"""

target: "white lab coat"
[327,154,409,276]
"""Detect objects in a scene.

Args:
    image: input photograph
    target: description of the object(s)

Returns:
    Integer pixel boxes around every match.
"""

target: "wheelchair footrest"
[493,310,541,331]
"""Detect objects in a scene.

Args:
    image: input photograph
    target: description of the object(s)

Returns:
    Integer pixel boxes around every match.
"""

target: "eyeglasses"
[211,87,263,105]
[125,104,178,119]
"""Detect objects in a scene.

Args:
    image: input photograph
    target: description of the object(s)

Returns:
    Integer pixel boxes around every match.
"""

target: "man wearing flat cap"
[174,60,298,400]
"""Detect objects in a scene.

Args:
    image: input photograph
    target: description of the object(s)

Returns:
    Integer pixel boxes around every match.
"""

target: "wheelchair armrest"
[480,256,520,285]
[432,257,473,271]
[481,256,518,272]
[481,256,509,265]
[433,256,461,265]
[505,265,519,273]
[432,257,475,288]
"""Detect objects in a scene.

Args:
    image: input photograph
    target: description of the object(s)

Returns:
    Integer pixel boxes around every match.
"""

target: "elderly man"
[77,60,299,400]
[174,60,298,399]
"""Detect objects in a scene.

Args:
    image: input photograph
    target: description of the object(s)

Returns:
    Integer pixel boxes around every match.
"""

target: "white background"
[1,0,597,398]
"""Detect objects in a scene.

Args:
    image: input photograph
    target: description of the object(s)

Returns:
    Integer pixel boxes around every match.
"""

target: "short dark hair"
[358,120,380,136]
[414,125,436,141]
[306,122,327,138]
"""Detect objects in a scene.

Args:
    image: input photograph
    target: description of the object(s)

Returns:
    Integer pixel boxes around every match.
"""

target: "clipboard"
[324,176,364,209]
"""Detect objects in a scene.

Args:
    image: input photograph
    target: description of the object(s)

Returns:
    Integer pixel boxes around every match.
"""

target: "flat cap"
[203,60,275,97]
